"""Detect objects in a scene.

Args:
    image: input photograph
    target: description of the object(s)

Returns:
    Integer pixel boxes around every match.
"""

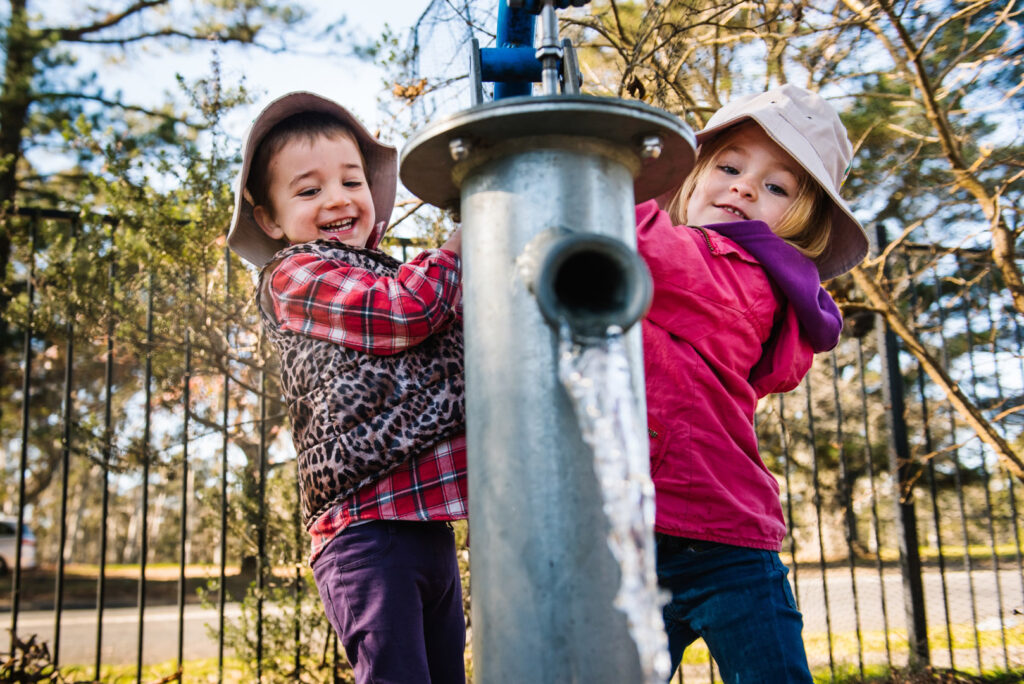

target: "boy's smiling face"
[253,132,375,248]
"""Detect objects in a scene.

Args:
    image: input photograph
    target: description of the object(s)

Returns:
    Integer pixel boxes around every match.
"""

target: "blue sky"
[27,2,434,172]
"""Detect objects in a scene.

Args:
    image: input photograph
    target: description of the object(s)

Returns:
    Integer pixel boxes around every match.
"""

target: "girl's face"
[685,124,804,230]
[253,132,375,248]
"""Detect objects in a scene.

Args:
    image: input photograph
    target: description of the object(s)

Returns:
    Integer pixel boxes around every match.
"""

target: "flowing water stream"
[557,323,671,684]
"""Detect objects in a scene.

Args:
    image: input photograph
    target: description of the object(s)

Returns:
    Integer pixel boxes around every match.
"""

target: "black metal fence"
[2,208,1022,682]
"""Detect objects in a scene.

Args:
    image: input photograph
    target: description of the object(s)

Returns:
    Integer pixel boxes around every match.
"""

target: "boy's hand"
[441,227,462,257]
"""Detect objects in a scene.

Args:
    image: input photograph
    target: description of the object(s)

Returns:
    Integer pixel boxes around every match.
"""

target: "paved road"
[11,603,242,666]
[792,566,1024,672]
[792,566,1023,633]
[8,567,1024,671]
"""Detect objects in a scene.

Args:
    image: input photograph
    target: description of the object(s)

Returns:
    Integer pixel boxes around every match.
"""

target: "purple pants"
[312,520,466,684]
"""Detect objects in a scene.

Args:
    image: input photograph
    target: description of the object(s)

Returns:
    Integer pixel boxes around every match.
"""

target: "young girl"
[635,84,867,681]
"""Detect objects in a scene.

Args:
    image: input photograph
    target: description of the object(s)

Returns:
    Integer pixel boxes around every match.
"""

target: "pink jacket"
[636,200,842,550]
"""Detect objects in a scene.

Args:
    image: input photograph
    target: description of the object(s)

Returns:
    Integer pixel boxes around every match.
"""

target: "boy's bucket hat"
[228,91,397,267]
[697,84,867,280]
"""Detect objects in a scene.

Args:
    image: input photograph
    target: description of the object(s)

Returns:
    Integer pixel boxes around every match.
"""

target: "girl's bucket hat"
[227,91,397,267]
[697,84,867,280]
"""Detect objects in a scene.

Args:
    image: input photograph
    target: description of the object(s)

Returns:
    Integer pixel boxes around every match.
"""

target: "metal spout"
[524,228,652,341]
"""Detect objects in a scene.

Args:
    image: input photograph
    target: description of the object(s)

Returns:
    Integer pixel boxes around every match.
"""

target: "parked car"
[0,516,36,574]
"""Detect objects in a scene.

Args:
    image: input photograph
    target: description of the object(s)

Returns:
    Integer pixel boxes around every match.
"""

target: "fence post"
[874,223,929,667]
[10,213,37,656]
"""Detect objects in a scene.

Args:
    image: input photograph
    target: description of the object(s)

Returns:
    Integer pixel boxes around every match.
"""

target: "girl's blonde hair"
[666,121,833,261]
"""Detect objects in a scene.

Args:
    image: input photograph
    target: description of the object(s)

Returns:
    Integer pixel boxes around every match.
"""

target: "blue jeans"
[312,520,466,684]
[656,534,813,683]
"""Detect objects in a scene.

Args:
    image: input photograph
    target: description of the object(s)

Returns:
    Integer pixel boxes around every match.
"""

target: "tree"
[0,0,352,568]
[0,0,311,436]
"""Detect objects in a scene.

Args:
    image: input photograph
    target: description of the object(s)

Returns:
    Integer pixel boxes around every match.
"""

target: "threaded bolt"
[449,138,472,162]
[640,135,663,160]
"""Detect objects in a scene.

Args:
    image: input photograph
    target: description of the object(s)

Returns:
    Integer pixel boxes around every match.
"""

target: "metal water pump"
[400,2,696,681]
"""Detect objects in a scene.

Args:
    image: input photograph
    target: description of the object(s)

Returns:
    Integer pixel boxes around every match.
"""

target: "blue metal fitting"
[508,0,590,12]
[480,47,543,83]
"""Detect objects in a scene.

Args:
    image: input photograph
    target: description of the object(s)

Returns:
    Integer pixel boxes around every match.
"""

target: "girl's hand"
[441,227,463,257]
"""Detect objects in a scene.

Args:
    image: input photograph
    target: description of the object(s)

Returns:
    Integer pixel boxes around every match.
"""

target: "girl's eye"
[717,164,739,175]
[297,188,319,198]
[766,182,788,197]
[344,180,364,188]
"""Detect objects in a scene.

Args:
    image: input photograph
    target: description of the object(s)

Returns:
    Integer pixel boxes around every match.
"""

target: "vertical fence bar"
[856,336,893,667]
[935,262,982,672]
[95,225,116,681]
[959,259,1003,672]
[971,272,1009,668]
[906,254,955,669]
[177,275,192,672]
[10,213,37,656]
[875,224,929,667]
[218,246,231,684]
[1011,314,1024,612]
[257,333,268,681]
[805,377,836,678]
[333,631,341,683]
[53,216,77,668]
[294,472,303,679]
[136,273,155,683]
[832,351,865,679]
[779,393,801,609]
[983,274,1012,668]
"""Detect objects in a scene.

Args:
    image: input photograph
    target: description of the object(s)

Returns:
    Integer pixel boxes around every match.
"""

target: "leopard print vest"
[257,241,465,529]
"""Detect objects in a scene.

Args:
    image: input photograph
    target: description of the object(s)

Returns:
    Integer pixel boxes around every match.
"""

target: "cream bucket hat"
[697,84,867,280]
[227,91,397,267]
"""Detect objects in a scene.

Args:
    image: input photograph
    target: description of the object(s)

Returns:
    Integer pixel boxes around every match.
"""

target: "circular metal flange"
[399,95,696,210]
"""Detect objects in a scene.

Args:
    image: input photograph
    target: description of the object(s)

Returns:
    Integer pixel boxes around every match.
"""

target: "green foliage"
[200,571,351,683]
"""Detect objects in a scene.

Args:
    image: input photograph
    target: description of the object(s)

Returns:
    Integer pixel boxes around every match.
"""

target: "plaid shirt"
[266,244,468,564]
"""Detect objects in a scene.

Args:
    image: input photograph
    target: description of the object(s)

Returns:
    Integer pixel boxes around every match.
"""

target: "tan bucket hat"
[697,84,867,280]
[227,91,398,267]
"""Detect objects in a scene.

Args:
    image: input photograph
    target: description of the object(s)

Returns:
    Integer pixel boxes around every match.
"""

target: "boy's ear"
[253,205,284,240]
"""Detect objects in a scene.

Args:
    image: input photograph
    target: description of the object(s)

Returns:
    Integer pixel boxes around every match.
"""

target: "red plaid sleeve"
[268,247,462,355]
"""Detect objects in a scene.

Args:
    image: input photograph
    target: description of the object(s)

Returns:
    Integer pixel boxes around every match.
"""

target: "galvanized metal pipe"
[401,96,693,683]
[461,138,644,683]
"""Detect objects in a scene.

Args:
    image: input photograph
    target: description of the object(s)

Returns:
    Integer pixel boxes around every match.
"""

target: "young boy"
[227,91,468,684]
